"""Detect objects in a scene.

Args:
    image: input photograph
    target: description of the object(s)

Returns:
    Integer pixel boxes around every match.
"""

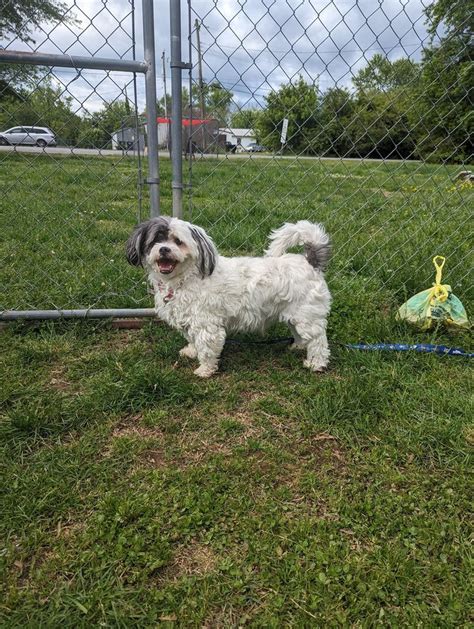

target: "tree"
[353,54,419,93]
[205,82,233,124]
[78,100,134,149]
[349,54,420,159]
[425,0,471,38]
[0,65,41,102]
[413,0,473,162]
[1,0,74,101]
[0,0,74,43]
[317,88,355,157]
[414,41,472,162]
[230,109,260,131]
[75,125,105,150]
[191,81,233,124]
[257,77,319,152]
[346,91,415,158]
[154,87,192,118]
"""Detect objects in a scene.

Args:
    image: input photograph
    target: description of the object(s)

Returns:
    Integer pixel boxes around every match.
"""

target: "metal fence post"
[142,0,160,218]
[170,0,188,219]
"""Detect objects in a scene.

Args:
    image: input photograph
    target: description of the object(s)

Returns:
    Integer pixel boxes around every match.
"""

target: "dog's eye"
[174,238,183,246]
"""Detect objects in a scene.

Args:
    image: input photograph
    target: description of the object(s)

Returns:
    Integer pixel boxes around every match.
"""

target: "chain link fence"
[0,0,472,321]
[0,0,159,317]
[184,0,472,313]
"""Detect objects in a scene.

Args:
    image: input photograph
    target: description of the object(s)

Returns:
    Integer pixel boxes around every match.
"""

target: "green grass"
[0,153,473,626]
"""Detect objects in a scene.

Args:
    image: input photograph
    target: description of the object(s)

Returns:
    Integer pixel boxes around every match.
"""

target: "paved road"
[0,145,131,157]
[0,144,414,163]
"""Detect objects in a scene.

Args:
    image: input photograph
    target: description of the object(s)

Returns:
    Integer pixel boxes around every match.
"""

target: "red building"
[156,117,222,153]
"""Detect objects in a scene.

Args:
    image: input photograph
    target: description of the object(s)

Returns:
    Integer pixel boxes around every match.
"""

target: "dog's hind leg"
[292,318,330,372]
[192,323,226,378]
[288,324,307,351]
[304,320,330,372]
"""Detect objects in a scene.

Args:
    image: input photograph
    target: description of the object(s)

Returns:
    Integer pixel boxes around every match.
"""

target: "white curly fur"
[127,217,332,378]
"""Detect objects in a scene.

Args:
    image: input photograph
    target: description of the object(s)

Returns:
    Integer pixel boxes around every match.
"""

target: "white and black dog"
[126,217,331,377]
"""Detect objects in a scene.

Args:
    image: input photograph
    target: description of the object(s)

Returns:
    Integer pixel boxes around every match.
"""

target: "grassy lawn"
[1,153,473,626]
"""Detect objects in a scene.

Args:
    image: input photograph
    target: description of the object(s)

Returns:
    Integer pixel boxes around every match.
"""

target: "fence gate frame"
[0,0,160,322]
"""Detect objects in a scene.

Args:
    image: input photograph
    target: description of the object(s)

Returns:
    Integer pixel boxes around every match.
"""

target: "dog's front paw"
[303,358,327,373]
[194,364,217,378]
[179,344,197,359]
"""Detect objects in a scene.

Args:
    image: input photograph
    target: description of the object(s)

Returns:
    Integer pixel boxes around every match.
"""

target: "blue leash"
[345,343,473,357]
[226,337,473,357]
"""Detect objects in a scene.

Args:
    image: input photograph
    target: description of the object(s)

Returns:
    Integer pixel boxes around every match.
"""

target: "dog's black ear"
[126,222,146,267]
[190,226,217,278]
[126,217,171,267]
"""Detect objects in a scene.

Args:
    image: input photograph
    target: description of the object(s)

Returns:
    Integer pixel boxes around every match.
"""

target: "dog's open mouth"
[157,258,177,274]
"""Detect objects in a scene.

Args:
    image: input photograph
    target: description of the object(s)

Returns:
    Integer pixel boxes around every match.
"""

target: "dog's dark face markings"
[126,217,217,278]
[126,217,171,267]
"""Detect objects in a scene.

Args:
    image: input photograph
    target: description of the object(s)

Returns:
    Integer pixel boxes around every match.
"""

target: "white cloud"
[193,0,431,108]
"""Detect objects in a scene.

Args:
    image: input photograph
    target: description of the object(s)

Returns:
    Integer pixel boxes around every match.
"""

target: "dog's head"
[126,216,217,278]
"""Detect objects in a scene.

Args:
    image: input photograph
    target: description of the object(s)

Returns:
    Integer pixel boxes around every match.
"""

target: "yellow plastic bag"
[397,256,470,330]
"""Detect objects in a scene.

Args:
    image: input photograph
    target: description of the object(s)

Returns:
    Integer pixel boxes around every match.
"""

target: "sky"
[1,0,434,116]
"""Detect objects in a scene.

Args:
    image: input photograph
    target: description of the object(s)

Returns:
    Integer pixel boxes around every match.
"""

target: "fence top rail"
[0,49,147,74]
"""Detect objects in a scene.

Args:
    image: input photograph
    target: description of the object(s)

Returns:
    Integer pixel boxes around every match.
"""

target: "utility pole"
[161,51,169,152]
[194,19,205,120]
[194,19,206,153]
[161,51,168,119]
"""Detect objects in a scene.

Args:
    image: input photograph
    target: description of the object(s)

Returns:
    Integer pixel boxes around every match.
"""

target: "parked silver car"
[0,126,57,147]
[247,143,267,152]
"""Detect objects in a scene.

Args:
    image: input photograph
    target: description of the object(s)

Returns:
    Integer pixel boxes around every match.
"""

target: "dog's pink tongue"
[159,261,174,272]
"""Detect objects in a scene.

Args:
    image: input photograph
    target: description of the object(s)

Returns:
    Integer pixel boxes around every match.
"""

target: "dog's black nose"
[159,246,171,256]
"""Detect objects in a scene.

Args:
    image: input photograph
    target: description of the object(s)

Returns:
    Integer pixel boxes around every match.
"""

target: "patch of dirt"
[48,364,74,392]
[55,519,85,539]
[339,528,374,552]
[274,459,339,517]
[139,447,168,469]
[296,433,347,468]
[110,412,236,471]
[202,601,265,629]
[230,413,264,445]
[463,426,474,446]
[367,186,397,197]
[105,414,167,464]
[158,542,217,583]
[111,413,162,439]
[164,401,267,465]
[104,330,138,350]
[380,302,393,316]
[10,542,62,589]
[172,438,233,469]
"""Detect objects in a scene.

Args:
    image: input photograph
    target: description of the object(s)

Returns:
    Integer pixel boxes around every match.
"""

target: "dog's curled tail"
[265,220,331,270]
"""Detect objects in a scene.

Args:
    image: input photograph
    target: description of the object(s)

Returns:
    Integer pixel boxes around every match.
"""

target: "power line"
[200,38,428,55]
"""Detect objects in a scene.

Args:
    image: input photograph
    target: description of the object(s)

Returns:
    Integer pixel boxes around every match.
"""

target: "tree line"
[180,0,471,163]
[225,0,472,165]
[0,0,471,162]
